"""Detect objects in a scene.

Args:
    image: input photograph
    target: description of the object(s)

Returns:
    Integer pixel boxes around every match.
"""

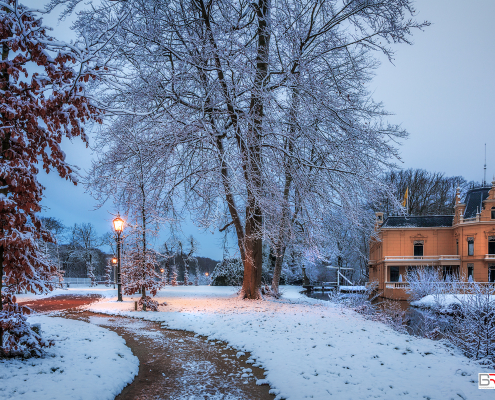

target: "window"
[489,266,495,283]
[467,237,474,256]
[456,240,459,255]
[467,263,474,281]
[489,237,495,255]
[390,267,400,282]
[414,241,424,257]
[492,207,495,220]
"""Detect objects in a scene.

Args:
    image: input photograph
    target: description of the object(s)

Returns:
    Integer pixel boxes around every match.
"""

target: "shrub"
[211,259,243,286]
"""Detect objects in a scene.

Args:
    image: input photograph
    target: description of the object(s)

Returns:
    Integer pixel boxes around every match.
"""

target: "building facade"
[369,181,495,300]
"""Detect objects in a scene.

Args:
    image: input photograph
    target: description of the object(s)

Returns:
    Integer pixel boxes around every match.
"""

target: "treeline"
[40,217,218,280]
[379,169,478,217]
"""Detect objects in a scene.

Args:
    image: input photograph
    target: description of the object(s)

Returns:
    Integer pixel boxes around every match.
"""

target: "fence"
[60,277,92,286]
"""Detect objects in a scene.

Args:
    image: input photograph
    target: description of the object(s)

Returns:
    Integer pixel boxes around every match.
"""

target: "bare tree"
[53,0,429,299]
[381,169,473,216]
[69,223,104,286]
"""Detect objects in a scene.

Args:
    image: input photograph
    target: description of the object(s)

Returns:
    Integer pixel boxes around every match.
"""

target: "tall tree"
[0,1,100,355]
[56,0,428,299]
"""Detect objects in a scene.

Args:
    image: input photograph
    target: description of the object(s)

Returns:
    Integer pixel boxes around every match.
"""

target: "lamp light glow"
[113,216,124,233]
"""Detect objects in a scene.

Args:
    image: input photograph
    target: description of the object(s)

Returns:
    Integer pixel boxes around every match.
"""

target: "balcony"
[383,255,460,266]
[485,254,495,260]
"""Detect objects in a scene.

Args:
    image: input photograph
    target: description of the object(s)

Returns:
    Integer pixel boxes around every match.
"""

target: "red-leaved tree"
[0,1,100,357]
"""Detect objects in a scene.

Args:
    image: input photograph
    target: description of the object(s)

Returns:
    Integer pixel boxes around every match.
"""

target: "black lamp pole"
[116,232,122,302]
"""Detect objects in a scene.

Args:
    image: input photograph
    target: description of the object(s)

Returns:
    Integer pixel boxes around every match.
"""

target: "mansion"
[369,180,495,300]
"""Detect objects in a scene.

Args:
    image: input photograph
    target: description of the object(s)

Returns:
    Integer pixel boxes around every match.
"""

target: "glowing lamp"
[112,257,118,265]
[113,216,124,234]
[205,272,209,277]
[160,268,164,273]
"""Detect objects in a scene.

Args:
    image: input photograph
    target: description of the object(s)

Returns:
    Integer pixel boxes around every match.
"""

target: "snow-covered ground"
[78,285,490,400]
[0,316,138,400]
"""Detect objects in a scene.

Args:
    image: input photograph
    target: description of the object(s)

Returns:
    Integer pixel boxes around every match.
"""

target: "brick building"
[369,180,495,300]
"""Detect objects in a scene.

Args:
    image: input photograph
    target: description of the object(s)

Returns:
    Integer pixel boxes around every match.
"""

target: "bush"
[0,294,53,358]
[210,259,243,286]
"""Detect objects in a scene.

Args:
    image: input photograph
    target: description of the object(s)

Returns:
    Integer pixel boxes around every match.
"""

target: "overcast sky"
[32,0,495,259]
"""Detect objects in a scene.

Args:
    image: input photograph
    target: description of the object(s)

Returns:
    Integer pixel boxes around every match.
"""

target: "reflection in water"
[304,291,451,339]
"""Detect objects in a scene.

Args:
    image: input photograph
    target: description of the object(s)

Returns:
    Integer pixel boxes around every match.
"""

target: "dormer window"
[467,237,474,256]
[414,241,424,257]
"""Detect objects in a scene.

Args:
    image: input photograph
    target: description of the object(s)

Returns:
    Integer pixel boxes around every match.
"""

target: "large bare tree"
[52,0,428,298]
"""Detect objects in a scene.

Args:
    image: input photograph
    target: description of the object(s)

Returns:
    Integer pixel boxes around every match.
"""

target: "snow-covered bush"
[445,285,495,365]
[0,295,53,358]
[405,267,446,302]
[138,296,159,312]
[211,259,243,286]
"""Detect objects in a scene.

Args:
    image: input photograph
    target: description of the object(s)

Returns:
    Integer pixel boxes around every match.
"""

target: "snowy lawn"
[0,316,138,400]
[82,285,491,400]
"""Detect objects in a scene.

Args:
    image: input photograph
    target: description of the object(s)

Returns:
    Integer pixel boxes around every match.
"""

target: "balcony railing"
[385,282,409,289]
[384,255,460,262]
[485,254,495,260]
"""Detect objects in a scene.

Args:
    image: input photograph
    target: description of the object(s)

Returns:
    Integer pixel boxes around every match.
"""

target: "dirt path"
[24,296,274,400]
[19,294,102,312]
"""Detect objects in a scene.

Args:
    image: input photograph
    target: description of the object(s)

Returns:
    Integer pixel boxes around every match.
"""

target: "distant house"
[369,181,495,300]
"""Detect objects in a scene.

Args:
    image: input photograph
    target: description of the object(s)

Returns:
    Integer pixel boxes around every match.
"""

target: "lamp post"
[113,216,124,301]
[111,257,118,289]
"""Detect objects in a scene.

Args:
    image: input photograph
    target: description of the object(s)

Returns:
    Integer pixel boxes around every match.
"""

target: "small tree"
[122,221,163,311]
[104,259,112,287]
[0,1,100,356]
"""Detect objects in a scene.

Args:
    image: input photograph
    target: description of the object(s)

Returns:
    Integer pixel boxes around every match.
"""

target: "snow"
[0,315,138,400]
[78,285,489,400]
[412,294,495,311]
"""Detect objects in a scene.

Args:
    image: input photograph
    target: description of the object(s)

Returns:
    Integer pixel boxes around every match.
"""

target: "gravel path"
[22,296,274,400]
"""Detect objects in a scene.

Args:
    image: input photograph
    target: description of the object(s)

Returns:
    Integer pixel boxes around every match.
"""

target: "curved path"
[21,295,274,400]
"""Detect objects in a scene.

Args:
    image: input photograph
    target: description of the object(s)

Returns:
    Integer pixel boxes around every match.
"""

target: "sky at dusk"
[30,0,495,259]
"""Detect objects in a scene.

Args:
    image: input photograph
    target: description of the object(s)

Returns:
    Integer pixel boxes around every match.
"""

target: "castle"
[369,180,495,300]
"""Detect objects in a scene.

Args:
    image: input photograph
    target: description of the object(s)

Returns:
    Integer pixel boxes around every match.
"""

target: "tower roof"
[463,186,491,219]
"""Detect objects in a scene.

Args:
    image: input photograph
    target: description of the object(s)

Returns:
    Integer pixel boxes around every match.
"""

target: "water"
[304,290,451,338]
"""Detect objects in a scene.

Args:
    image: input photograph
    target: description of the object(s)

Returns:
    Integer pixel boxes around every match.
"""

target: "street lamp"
[113,216,125,302]
[111,257,118,289]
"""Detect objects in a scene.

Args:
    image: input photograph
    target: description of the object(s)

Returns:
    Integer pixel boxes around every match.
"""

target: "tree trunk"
[271,81,298,296]
[240,0,270,300]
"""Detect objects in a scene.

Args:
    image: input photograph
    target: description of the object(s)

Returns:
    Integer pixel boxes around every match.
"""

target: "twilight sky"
[31,0,495,259]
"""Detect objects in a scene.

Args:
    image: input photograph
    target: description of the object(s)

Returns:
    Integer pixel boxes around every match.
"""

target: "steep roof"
[463,186,491,219]
[382,215,454,228]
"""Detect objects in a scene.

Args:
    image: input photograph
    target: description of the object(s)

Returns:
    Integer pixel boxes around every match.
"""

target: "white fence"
[61,277,92,286]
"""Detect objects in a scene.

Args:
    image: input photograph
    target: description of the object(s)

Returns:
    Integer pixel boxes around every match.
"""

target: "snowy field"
[76,285,491,400]
[0,316,138,400]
